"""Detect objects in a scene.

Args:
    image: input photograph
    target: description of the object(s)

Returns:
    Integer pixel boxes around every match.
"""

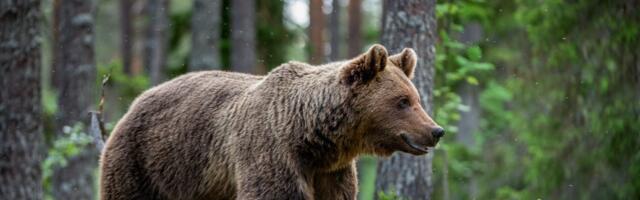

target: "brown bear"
[99,44,444,200]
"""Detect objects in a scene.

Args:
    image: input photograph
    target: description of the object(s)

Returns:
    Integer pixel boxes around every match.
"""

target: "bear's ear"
[340,44,388,85]
[389,48,417,79]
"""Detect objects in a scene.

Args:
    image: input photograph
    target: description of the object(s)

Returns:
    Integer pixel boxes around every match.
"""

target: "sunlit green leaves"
[377,188,405,200]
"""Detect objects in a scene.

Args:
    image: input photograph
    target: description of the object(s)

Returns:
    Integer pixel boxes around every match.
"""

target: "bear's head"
[340,44,444,156]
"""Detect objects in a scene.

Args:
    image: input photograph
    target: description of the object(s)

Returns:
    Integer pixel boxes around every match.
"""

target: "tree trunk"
[51,0,98,198]
[456,83,479,147]
[456,83,479,198]
[144,0,169,85]
[329,0,341,61]
[455,23,483,199]
[230,0,256,73]
[120,0,133,75]
[190,0,221,71]
[308,0,325,64]
[131,0,146,75]
[347,0,361,57]
[0,0,44,198]
[256,0,291,73]
[375,0,437,199]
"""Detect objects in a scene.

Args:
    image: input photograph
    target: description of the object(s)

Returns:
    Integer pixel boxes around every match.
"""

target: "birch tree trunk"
[144,0,169,85]
[51,0,98,198]
[375,0,437,199]
[230,0,256,73]
[190,0,221,71]
[0,0,44,198]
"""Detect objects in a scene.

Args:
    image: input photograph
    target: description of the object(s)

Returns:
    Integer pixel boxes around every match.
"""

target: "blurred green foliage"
[378,188,404,200]
[166,1,192,78]
[429,0,640,199]
[42,123,93,200]
[256,0,295,70]
[431,1,495,199]
[357,156,378,200]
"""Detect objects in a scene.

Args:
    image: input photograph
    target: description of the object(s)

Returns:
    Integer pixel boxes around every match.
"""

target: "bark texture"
[308,0,325,64]
[347,0,362,57]
[0,0,44,198]
[51,0,98,198]
[329,0,341,61]
[190,0,221,71]
[375,0,437,199]
[230,0,256,73]
[144,0,169,85]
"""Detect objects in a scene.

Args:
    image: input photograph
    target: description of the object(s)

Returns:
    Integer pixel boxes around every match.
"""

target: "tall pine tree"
[375,0,438,199]
[51,0,98,198]
[0,0,44,198]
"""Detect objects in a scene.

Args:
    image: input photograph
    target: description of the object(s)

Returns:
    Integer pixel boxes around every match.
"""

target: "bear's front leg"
[312,163,358,200]
[235,163,311,200]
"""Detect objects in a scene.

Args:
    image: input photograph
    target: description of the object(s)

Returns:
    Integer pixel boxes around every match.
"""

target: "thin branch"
[89,74,110,153]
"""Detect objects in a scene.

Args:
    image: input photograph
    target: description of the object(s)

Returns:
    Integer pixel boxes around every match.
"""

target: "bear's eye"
[398,97,411,109]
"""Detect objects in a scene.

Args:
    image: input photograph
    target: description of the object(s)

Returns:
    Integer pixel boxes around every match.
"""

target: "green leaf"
[471,62,495,71]
[466,76,479,85]
[467,45,483,61]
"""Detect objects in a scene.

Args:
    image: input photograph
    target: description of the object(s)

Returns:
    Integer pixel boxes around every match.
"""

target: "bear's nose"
[431,127,445,138]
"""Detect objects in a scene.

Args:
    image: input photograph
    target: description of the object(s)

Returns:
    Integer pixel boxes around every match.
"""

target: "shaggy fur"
[100,44,442,200]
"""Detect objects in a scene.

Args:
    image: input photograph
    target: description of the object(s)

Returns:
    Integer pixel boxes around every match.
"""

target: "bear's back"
[102,70,263,200]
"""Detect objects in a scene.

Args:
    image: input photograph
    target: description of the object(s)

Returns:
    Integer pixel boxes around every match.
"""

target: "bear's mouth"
[400,134,429,154]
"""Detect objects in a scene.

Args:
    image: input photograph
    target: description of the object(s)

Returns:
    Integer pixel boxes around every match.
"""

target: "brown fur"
[100,44,442,200]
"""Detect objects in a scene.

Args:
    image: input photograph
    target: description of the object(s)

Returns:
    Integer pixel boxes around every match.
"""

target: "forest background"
[1,0,638,199]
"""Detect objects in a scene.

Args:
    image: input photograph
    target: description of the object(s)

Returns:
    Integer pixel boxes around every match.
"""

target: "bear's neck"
[295,128,361,172]
[292,83,361,172]
[267,62,362,172]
